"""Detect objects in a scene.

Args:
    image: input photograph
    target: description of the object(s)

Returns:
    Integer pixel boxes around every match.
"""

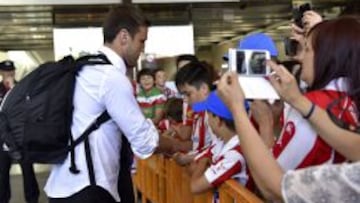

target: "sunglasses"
[326,90,360,134]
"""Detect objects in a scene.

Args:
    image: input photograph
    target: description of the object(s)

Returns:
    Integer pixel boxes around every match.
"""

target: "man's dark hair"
[175,61,212,90]
[103,5,150,43]
[176,54,199,69]
[164,98,183,122]
[136,68,154,83]
[307,17,360,118]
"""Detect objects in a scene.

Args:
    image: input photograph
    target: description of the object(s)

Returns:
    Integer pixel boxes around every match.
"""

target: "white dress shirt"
[44,46,159,201]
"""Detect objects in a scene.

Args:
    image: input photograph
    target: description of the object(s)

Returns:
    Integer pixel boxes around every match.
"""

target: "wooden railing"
[133,154,263,203]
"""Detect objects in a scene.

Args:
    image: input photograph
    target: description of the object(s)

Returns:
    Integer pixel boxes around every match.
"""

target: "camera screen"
[249,52,267,75]
[236,51,246,74]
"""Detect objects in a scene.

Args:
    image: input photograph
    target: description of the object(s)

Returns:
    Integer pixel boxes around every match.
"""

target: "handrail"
[218,179,263,203]
[133,154,263,203]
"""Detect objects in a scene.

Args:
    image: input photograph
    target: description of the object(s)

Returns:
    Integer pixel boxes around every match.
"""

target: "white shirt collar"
[219,135,240,155]
[99,45,127,75]
[323,77,349,92]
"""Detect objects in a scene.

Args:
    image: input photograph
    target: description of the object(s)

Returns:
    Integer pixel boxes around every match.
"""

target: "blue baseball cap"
[192,91,249,121]
[223,33,278,60]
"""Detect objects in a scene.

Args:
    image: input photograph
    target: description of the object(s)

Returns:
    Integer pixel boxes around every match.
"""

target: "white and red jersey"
[273,78,359,171]
[183,101,195,126]
[194,136,249,188]
[191,111,216,153]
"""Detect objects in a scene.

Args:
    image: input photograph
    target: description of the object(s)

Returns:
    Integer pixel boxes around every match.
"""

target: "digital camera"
[293,3,312,28]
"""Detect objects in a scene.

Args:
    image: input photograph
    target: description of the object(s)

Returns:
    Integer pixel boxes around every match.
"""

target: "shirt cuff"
[131,119,159,159]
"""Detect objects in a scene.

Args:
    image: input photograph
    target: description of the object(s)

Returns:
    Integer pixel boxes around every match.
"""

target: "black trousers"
[49,186,117,203]
[118,136,135,203]
[0,150,39,203]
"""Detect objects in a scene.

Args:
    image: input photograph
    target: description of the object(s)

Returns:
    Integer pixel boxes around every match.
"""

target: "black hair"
[176,54,199,69]
[164,98,183,122]
[223,118,236,132]
[102,5,150,43]
[136,68,154,83]
[209,112,236,132]
[175,61,213,90]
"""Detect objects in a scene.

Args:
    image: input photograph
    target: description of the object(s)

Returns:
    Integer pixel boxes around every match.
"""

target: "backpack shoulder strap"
[68,110,111,176]
[75,54,111,70]
[70,111,111,148]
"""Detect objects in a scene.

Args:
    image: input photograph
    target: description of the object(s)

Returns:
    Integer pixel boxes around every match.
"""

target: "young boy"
[153,68,177,99]
[136,68,166,125]
[189,91,250,194]
[158,98,193,152]
[174,61,216,165]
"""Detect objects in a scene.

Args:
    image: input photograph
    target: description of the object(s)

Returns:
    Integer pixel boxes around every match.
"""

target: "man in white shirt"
[45,6,175,203]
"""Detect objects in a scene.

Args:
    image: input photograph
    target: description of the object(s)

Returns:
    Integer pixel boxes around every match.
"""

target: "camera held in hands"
[227,48,279,100]
[293,3,312,28]
[228,48,271,76]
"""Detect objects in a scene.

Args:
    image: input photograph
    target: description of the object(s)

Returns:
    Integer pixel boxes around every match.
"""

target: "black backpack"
[0,54,111,175]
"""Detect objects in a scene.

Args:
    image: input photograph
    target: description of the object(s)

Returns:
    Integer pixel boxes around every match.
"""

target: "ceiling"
[0,0,351,52]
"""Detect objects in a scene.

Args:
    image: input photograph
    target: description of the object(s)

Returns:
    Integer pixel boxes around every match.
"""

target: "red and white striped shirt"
[273,78,358,171]
[191,111,216,153]
[195,136,249,187]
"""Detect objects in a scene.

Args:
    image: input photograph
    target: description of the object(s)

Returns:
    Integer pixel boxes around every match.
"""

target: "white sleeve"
[102,72,159,159]
[204,151,243,187]
[275,106,318,171]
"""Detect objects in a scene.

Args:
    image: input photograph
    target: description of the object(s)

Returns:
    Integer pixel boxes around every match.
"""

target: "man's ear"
[117,29,129,45]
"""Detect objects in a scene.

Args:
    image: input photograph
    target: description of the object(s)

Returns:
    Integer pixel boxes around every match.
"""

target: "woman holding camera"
[217,16,360,202]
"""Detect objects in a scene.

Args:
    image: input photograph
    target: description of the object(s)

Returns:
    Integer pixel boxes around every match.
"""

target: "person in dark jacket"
[0,60,40,203]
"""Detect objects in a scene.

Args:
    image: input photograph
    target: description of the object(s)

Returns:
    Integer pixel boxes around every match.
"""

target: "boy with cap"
[0,60,40,203]
[174,61,217,165]
[189,91,251,194]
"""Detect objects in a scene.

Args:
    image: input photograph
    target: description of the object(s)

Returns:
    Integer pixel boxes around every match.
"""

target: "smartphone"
[284,37,298,57]
[228,48,271,76]
[293,3,312,28]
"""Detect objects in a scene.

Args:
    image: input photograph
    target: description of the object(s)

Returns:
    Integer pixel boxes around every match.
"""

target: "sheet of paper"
[238,76,279,100]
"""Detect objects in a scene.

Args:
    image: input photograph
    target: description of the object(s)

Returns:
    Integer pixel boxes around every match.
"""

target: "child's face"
[155,71,166,87]
[139,74,154,91]
[169,118,182,135]
[179,83,209,106]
